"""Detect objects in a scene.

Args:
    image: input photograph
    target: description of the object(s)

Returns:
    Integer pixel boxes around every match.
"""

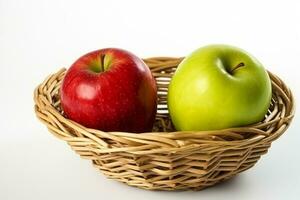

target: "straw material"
[34,57,295,190]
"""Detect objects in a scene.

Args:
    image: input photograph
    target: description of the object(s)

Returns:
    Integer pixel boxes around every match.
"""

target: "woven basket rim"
[34,57,295,149]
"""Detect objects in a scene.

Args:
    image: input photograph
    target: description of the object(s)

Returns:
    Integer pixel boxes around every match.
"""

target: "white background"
[0,0,299,199]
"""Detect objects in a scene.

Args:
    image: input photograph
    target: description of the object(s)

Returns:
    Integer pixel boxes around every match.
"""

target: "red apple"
[60,48,157,133]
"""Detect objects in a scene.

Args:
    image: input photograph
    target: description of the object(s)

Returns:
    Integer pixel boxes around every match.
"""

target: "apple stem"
[100,54,105,72]
[231,62,245,74]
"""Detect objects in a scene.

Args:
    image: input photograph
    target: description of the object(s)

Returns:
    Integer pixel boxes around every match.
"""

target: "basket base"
[92,159,257,191]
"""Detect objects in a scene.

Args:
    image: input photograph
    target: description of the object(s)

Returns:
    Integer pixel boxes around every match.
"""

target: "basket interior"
[44,57,294,142]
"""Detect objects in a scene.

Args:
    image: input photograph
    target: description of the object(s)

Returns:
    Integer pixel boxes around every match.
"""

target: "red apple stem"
[231,62,245,74]
[100,54,105,72]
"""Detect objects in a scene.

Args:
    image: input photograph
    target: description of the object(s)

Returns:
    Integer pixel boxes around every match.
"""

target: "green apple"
[168,44,272,131]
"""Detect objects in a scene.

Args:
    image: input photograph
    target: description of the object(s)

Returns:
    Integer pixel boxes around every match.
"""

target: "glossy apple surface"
[61,48,157,133]
[168,44,272,131]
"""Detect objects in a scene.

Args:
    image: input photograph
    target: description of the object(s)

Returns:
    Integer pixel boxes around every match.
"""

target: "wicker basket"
[34,57,295,190]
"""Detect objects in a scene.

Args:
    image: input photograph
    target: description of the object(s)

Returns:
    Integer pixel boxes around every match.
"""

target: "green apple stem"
[231,62,245,74]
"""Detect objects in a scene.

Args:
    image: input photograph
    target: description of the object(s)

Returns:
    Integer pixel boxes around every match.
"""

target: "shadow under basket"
[34,57,295,191]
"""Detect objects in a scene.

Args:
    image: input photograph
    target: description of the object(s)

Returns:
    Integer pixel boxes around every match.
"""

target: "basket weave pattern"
[34,57,294,190]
